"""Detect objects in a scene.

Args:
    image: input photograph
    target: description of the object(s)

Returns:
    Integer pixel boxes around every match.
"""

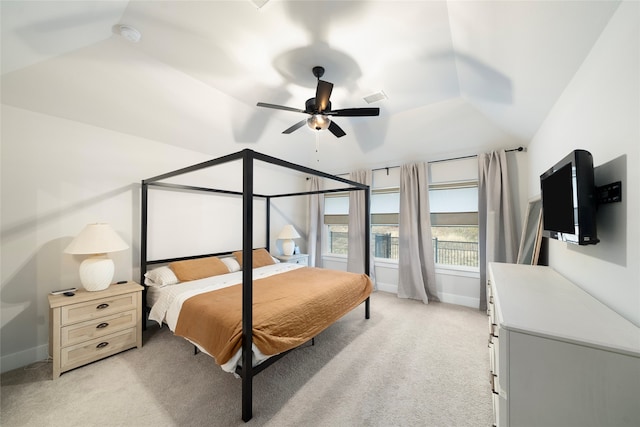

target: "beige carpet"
[1,291,492,426]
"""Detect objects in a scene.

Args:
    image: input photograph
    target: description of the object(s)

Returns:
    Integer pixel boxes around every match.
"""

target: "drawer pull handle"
[96,303,109,310]
[96,322,109,329]
[490,374,500,395]
[96,342,109,349]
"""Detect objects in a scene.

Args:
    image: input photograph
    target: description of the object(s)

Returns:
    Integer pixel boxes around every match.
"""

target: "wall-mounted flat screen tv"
[540,149,599,245]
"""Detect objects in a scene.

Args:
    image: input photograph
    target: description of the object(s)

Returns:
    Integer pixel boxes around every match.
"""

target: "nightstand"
[48,282,143,379]
[274,253,309,266]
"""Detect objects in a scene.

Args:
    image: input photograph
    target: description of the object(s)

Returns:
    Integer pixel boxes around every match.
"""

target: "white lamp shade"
[64,223,129,255]
[278,225,301,240]
[278,225,300,256]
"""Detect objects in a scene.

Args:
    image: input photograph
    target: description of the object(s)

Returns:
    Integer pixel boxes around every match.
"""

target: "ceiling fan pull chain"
[315,132,320,162]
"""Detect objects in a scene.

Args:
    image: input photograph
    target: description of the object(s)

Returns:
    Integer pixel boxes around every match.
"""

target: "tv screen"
[541,162,575,234]
[540,150,599,245]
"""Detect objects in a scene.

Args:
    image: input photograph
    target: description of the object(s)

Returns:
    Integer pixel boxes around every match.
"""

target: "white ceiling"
[1,0,621,172]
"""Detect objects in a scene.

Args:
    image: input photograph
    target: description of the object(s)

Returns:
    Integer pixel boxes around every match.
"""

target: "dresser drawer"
[490,329,506,396]
[61,293,137,325]
[60,327,137,371]
[492,392,507,427]
[61,309,138,347]
[490,337,500,380]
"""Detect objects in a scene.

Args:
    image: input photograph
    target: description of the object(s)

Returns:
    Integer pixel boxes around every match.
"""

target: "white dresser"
[487,263,640,427]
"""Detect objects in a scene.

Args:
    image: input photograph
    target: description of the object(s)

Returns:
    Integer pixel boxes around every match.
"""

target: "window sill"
[373,258,398,268]
[322,253,347,261]
[321,255,479,278]
[435,264,480,278]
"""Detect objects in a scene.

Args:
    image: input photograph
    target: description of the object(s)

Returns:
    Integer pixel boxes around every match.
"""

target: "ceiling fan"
[257,66,380,138]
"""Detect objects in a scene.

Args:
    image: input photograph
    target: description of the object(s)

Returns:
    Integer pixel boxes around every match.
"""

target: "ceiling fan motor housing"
[306,98,331,114]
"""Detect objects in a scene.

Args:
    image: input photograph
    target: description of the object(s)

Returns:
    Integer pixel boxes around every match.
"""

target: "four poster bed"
[140,149,372,421]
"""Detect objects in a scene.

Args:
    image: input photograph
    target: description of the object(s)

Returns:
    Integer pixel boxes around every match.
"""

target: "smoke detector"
[117,25,141,43]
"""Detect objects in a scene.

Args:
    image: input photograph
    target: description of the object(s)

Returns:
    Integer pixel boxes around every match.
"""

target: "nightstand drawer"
[274,254,309,266]
[60,327,137,371]
[61,293,137,325]
[61,309,138,347]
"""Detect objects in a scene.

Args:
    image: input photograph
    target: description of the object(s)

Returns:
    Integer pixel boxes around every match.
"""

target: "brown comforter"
[174,267,373,366]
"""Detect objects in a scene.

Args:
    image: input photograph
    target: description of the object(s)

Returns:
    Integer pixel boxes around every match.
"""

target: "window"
[371,190,399,260]
[429,183,479,268]
[324,194,349,255]
[322,158,479,269]
[324,189,400,259]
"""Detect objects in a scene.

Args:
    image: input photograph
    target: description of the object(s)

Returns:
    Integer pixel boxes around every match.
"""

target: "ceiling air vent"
[363,90,388,104]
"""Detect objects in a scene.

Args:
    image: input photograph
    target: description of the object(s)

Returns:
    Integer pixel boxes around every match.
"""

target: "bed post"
[241,150,254,422]
[141,182,148,329]
[364,186,371,320]
[266,197,271,252]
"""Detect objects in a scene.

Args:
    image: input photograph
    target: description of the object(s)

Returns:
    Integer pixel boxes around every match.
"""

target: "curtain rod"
[370,146,526,174]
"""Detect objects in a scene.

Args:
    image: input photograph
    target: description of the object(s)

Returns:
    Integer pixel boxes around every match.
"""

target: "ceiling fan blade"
[257,102,306,114]
[328,121,346,138]
[326,107,380,117]
[282,119,307,134]
[315,80,333,112]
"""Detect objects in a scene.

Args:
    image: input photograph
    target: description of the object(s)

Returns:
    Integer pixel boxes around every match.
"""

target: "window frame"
[321,180,480,271]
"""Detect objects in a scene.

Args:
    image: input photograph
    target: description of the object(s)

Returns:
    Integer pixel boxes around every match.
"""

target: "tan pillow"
[169,256,229,282]
[232,248,276,268]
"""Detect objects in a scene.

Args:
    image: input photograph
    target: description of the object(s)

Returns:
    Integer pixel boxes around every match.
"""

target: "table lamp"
[278,224,300,256]
[64,223,129,291]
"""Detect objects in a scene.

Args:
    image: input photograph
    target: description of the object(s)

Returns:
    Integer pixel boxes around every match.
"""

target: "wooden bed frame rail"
[141,149,370,421]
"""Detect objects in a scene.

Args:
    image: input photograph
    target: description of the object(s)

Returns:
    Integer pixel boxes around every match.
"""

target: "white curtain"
[308,177,324,267]
[347,170,376,287]
[398,163,438,304]
[478,150,518,311]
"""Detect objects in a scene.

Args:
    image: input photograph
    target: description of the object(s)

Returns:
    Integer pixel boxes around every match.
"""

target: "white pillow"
[220,257,241,272]
[144,266,179,287]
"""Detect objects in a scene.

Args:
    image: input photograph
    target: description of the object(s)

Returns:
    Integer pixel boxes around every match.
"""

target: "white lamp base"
[79,255,114,291]
[282,240,295,256]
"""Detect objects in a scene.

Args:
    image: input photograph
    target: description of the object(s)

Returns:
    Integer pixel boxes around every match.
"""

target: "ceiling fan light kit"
[257,66,380,138]
[307,114,331,131]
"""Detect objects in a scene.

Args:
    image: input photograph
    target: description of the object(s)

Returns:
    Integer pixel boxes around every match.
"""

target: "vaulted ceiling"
[1,1,621,172]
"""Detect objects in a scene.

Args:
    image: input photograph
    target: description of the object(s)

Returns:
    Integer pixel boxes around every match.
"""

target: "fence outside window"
[328,231,478,267]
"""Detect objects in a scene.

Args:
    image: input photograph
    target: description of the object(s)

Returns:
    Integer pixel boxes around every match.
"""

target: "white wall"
[0,105,306,372]
[528,0,639,326]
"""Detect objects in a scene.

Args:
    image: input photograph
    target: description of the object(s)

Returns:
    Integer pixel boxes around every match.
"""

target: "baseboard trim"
[376,281,398,294]
[438,292,479,309]
[1,344,49,374]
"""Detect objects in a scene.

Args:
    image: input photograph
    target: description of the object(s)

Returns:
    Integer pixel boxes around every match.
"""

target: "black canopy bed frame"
[140,149,370,421]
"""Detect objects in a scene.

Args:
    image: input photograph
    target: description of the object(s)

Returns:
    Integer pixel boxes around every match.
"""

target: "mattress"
[147,263,372,373]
